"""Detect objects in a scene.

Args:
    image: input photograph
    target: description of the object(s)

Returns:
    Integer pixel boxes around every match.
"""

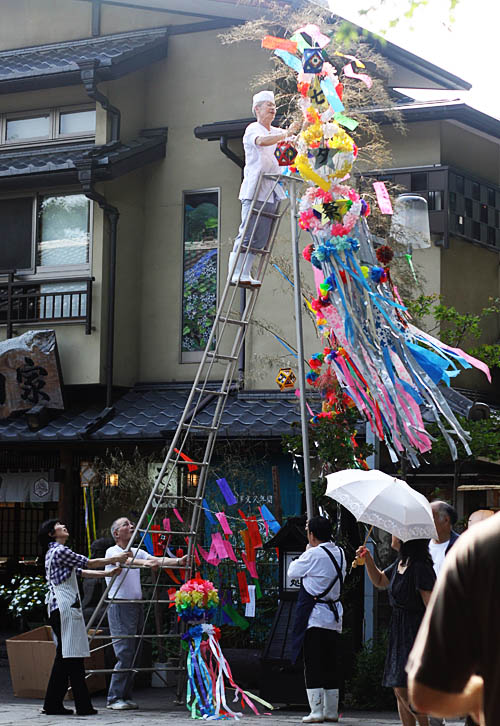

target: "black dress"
[382,558,436,688]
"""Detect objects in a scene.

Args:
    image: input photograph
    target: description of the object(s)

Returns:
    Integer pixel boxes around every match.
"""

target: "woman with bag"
[38,519,127,716]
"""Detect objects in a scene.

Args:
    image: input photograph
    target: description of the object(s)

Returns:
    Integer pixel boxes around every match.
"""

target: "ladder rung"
[194,387,228,396]
[251,210,281,220]
[86,667,185,674]
[182,423,218,432]
[251,248,271,255]
[219,316,248,327]
[137,528,196,535]
[90,634,181,640]
[167,459,209,467]
[206,352,238,361]
[104,599,174,604]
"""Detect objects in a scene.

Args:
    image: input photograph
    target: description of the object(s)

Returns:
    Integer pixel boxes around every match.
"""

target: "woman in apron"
[38,519,128,716]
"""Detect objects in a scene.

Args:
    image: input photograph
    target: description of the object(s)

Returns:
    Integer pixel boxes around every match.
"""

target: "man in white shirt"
[428,501,460,726]
[228,89,297,287]
[105,517,188,710]
[288,516,345,724]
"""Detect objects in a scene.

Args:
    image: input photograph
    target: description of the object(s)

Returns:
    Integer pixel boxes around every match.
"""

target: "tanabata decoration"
[275,141,298,166]
[176,577,271,719]
[276,367,297,390]
[268,24,491,466]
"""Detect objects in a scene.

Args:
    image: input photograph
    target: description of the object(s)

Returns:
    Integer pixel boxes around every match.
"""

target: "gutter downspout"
[219,135,246,386]
[79,59,121,141]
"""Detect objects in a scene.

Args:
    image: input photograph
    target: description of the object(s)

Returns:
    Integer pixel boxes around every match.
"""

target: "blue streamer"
[274,49,303,73]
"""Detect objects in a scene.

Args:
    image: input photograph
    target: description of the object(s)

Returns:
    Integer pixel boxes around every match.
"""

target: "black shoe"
[40,707,74,715]
[76,708,98,716]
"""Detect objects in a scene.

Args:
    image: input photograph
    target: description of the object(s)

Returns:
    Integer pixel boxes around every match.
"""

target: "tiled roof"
[0,386,305,443]
[0,129,167,188]
[0,28,169,92]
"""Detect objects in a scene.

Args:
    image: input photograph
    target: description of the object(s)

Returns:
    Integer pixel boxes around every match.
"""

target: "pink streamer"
[343,62,372,88]
[215,511,233,536]
[212,533,229,559]
[258,507,270,537]
[313,265,324,295]
[162,517,170,532]
[373,181,393,214]
[409,324,491,383]
[295,23,330,48]
[206,539,220,566]
[242,553,258,579]
[173,508,184,523]
[294,388,315,417]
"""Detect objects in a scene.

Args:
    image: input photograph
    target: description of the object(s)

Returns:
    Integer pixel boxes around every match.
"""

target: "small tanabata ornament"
[275,141,298,166]
[303,47,324,73]
[276,367,296,390]
[176,577,271,719]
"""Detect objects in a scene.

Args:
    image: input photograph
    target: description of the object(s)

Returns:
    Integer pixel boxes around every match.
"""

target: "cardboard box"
[6,625,106,699]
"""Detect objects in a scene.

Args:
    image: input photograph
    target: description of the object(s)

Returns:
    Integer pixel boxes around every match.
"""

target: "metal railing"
[0,273,93,337]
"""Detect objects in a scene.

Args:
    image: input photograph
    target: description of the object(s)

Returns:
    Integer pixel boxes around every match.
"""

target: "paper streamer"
[222,604,250,630]
[202,499,217,525]
[162,517,171,532]
[320,77,345,113]
[259,504,281,534]
[294,23,331,48]
[373,181,393,215]
[174,448,198,472]
[274,48,303,73]
[253,578,263,600]
[295,388,316,418]
[242,552,258,579]
[262,35,298,53]
[216,478,237,506]
[237,571,251,604]
[245,585,256,618]
[343,62,372,88]
[223,539,237,562]
[215,511,233,536]
[334,111,359,131]
[211,533,229,560]
[173,508,184,523]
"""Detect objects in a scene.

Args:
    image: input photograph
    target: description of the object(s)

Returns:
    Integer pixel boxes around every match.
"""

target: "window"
[472,182,480,201]
[1,106,95,146]
[480,204,489,224]
[455,175,464,195]
[465,198,473,218]
[37,194,90,268]
[0,193,90,274]
[411,172,427,191]
[487,227,496,246]
[59,110,96,136]
[472,221,481,240]
[6,115,50,142]
[181,189,219,359]
[0,197,35,271]
[457,215,464,234]
[427,191,443,211]
[488,188,496,207]
[449,192,456,212]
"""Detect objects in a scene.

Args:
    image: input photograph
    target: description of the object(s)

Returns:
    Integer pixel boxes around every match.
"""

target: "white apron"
[46,545,90,659]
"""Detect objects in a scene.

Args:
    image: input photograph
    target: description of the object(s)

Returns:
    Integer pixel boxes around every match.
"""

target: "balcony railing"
[0,273,93,338]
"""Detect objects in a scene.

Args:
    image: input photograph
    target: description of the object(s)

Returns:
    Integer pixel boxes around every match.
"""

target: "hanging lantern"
[105,472,119,487]
[275,141,298,166]
[276,368,296,391]
[303,47,324,74]
[390,194,431,250]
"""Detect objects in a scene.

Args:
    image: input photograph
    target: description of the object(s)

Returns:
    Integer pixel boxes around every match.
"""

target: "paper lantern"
[276,368,296,390]
[303,47,324,74]
[275,141,298,166]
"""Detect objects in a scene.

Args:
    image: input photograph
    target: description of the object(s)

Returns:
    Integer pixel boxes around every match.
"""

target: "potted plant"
[0,575,48,631]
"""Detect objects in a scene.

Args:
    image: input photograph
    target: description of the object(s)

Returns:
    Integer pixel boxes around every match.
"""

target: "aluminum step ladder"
[84,173,291,694]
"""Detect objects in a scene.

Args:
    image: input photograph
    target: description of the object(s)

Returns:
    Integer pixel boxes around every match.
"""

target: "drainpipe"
[78,59,121,142]
[77,164,119,409]
[220,135,246,387]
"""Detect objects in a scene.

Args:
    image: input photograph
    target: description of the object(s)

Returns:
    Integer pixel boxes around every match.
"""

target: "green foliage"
[405,294,500,351]
[468,343,500,371]
[345,634,396,710]
[0,575,48,620]
[425,414,500,465]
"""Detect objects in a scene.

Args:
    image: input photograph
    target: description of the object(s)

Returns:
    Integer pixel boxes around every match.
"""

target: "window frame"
[0,186,93,281]
[179,186,220,365]
[0,104,96,149]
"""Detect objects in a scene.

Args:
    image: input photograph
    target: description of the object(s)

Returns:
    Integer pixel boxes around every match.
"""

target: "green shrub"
[344,635,396,710]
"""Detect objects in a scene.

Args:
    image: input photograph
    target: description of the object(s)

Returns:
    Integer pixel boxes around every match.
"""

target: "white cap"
[252,90,275,115]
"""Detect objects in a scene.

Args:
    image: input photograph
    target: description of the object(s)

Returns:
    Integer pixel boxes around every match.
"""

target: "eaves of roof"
[194,102,500,143]
[0,127,167,190]
[0,27,169,94]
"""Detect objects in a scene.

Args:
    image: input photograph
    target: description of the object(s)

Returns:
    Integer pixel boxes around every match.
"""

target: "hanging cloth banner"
[247,516,263,549]
[216,478,237,506]
[223,539,237,563]
[242,552,258,579]
[237,571,251,604]
[262,35,298,53]
[211,533,229,560]
[274,48,303,73]
[239,529,254,563]
[222,604,250,630]
[259,504,281,534]
[202,499,217,525]
[174,448,198,472]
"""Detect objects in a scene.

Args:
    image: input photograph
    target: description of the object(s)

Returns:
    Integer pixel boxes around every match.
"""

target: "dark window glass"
[472,182,480,201]
[488,188,496,207]
[455,175,464,195]
[182,190,219,354]
[411,172,427,191]
[457,215,464,233]
[427,191,443,211]
[465,198,473,217]
[472,221,481,240]
[449,192,456,211]
[487,227,496,245]
[496,210,500,228]
[480,204,489,223]
[0,197,33,270]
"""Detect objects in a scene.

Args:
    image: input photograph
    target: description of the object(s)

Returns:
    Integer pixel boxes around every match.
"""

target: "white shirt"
[238,121,286,202]
[287,543,345,632]
[105,545,149,600]
[429,539,449,577]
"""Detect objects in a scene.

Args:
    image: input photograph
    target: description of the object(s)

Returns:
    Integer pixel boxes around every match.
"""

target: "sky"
[319,0,500,121]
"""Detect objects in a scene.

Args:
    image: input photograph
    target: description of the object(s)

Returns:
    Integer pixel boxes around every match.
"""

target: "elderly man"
[429,501,459,577]
[228,89,297,287]
[105,517,188,711]
[408,512,500,726]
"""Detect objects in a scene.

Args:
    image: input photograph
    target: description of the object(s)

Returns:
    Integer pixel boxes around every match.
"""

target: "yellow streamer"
[295,154,330,191]
[82,487,91,557]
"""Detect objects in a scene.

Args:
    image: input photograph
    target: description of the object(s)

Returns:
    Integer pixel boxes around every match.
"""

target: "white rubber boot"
[240,252,261,287]
[303,689,324,723]
[323,689,339,722]
[228,251,243,285]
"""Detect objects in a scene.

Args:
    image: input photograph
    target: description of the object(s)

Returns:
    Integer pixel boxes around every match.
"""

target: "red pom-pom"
[302,243,314,261]
[376,245,394,265]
